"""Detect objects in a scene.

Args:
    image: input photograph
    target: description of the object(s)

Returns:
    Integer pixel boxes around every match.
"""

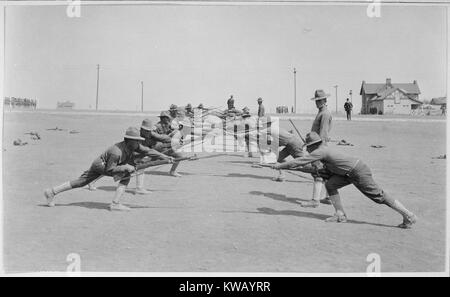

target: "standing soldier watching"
[257,97,265,117]
[344,98,353,121]
[301,89,333,207]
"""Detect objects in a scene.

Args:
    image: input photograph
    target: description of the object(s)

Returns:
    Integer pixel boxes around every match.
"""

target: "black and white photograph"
[0,0,448,279]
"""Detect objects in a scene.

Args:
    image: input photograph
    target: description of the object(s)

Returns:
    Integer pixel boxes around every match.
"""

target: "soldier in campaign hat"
[44,127,172,211]
[308,89,333,206]
[274,132,417,228]
[257,97,265,117]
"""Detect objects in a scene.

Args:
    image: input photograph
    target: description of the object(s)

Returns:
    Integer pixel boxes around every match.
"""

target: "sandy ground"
[1,111,447,273]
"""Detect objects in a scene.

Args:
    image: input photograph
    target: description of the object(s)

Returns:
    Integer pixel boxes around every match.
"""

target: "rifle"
[252,163,332,179]
[288,118,306,143]
[113,155,198,181]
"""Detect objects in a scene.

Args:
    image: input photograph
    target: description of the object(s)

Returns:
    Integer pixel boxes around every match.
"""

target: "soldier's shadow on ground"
[247,191,396,228]
[212,173,309,183]
[92,186,173,193]
[38,202,151,210]
[249,190,308,204]
[250,207,396,228]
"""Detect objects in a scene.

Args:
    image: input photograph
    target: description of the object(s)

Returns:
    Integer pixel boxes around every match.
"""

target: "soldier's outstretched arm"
[150,130,172,142]
[137,144,172,160]
[275,149,324,170]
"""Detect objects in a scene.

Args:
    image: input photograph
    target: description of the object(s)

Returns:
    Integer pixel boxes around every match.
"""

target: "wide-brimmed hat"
[169,104,178,110]
[257,97,263,102]
[198,103,204,109]
[242,106,251,118]
[310,90,330,101]
[304,132,322,147]
[186,103,192,109]
[124,127,145,141]
[140,118,154,131]
[159,111,171,118]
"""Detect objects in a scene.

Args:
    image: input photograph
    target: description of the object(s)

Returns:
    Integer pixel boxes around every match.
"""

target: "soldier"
[44,127,172,211]
[225,95,241,117]
[307,89,333,206]
[257,97,265,117]
[152,111,187,177]
[185,103,194,118]
[344,98,353,120]
[311,89,332,143]
[258,123,304,182]
[241,107,255,158]
[274,132,417,228]
[169,104,178,119]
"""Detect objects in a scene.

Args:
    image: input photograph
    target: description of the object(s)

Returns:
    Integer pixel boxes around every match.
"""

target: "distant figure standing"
[441,104,446,116]
[257,97,265,117]
[344,98,353,120]
[225,95,241,117]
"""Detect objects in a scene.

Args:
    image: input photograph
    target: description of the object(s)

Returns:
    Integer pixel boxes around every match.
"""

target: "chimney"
[386,78,392,86]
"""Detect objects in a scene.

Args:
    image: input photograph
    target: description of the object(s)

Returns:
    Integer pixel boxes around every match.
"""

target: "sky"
[4,3,448,114]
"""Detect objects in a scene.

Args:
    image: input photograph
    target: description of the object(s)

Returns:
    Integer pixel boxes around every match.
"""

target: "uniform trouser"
[346,111,351,120]
[324,161,386,204]
[70,161,131,188]
[277,139,304,162]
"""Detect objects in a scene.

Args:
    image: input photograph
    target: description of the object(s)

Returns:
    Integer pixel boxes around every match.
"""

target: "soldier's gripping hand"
[271,163,281,170]
[123,164,136,173]
[166,156,175,164]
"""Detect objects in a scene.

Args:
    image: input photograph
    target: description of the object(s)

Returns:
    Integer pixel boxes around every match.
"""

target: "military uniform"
[268,128,304,162]
[311,105,332,143]
[150,121,184,158]
[280,145,386,204]
[257,98,265,117]
[277,133,417,228]
[71,142,165,188]
[44,127,167,211]
[344,100,353,120]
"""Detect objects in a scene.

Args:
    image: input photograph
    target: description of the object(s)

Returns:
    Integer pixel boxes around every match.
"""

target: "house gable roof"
[360,80,421,96]
[368,87,422,104]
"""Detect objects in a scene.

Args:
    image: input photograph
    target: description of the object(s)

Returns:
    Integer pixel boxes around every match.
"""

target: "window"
[394,91,401,104]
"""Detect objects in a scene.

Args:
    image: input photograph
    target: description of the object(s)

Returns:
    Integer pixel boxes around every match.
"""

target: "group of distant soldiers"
[44,90,417,228]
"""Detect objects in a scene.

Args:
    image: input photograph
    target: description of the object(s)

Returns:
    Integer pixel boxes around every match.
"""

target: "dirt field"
[1,111,447,273]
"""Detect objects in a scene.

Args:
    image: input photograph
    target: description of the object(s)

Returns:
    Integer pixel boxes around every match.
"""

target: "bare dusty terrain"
[1,111,447,273]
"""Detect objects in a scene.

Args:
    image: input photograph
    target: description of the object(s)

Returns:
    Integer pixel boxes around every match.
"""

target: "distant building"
[430,97,446,106]
[57,101,75,109]
[360,78,422,115]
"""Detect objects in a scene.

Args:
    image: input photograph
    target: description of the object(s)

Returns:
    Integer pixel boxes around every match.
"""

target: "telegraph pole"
[349,90,353,103]
[293,68,297,114]
[141,81,144,112]
[95,64,100,110]
[334,85,338,114]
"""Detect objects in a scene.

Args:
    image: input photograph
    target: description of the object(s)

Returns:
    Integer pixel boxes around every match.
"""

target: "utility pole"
[293,67,297,114]
[141,81,144,112]
[334,85,338,114]
[95,64,100,110]
[349,90,353,103]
